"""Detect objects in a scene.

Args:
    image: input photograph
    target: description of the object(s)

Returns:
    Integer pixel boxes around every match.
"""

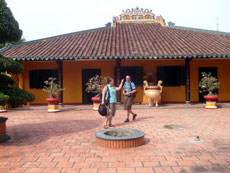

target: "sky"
[5,0,230,41]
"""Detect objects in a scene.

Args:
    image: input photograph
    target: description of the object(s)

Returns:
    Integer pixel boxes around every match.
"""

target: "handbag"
[98,104,107,116]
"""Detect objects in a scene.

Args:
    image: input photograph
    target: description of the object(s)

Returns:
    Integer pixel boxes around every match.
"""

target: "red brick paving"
[0,108,230,172]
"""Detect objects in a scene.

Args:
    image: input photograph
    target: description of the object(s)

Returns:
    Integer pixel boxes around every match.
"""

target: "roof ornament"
[112,7,165,27]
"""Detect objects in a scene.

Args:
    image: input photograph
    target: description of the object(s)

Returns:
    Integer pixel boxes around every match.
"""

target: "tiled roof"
[1,23,230,61]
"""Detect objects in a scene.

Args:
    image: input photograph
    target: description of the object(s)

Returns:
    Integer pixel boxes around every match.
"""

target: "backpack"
[130,82,137,98]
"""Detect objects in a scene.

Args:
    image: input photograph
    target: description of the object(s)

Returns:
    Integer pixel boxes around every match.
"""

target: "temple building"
[0,7,230,105]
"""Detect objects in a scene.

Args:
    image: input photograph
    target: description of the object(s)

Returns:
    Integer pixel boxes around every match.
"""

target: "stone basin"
[95,129,145,149]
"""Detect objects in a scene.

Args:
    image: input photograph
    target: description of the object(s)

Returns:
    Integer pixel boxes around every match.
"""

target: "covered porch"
[13,57,230,105]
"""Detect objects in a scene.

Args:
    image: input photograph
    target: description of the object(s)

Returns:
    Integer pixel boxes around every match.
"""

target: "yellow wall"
[62,60,115,104]
[22,60,116,104]
[22,61,58,104]
[21,59,230,104]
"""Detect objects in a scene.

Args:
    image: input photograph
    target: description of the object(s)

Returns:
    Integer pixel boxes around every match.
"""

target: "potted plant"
[43,77,64,112]
[0,93,9,113]
[0,93,10,142]
[85,75,103,110]
[199,72,220,109]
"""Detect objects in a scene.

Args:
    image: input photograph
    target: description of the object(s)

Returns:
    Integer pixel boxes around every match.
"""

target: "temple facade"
[1,8,230,105]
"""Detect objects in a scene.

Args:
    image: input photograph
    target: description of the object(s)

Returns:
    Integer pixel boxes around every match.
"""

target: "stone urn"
[143,80,163,107]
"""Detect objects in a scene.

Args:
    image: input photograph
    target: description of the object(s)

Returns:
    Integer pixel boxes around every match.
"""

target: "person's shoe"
[109,124,115,127]
[124,119,129,123]
[104,125,109,129]
[133,114,137,120]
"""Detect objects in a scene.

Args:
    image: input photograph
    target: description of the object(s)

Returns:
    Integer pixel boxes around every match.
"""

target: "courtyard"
[0,107,230,173]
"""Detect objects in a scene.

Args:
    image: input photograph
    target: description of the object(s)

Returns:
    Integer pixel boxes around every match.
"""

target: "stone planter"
[46,98,60,112]
[0,105,7,113]
[0,117,10,143]
[91,97,100,111]
[204,95,218,109]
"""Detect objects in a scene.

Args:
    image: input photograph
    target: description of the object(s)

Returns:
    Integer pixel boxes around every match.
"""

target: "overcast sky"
[5,0,230,41]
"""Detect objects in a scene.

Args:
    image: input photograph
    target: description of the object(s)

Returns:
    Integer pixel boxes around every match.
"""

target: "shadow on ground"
[1,119,101,146]
[114,116,154,127]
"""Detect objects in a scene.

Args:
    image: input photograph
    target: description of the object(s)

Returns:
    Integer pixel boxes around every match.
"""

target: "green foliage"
[0,38,26,49]
[0,57,34,107]
[0,0,22,44]
[199,72,220,96]
[0,55,24,73]
[43,77,64,98]
[0,1,35,107]
[0,92,9,105]
[0,74,15,85]
[0,86,35,107]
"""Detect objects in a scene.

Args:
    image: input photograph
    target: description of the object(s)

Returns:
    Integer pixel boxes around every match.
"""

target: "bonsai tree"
[199,72,220,96]
[0,56,35,108]
[43,77,64,98]
[0,0,35,107]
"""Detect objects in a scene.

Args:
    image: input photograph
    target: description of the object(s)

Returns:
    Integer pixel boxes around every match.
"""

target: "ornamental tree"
[85,75,103,97]
[199,72,220,96]
[43,78,64,98]
[0,0,22,45]
[0,0,35,107]
[0,55,35,107]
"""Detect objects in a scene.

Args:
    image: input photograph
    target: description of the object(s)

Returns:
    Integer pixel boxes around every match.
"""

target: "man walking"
[123,75,137,122]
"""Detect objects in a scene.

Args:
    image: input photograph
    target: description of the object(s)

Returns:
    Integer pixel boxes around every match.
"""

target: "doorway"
[82,69,101,104]
[198,67,218,102]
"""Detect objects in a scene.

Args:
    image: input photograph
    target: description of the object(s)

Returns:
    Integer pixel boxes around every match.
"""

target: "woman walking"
[101,78,124,129]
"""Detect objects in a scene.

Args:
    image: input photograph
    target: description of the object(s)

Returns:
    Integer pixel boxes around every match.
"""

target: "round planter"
[204,95,218,109]
[46,98,60,112]
[0,117,10,143]
[0,105,7,113]
[91,97,101,111]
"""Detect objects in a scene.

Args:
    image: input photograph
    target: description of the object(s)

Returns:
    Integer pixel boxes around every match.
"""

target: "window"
[157,66,185,86]
[115,66,143,86]
[29,69,58,89]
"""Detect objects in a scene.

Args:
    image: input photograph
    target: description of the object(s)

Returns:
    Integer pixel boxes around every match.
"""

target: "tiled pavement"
[0,107,230,173]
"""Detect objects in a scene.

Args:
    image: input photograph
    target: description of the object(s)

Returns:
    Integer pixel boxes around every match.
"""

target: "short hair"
[126,75,131,78]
